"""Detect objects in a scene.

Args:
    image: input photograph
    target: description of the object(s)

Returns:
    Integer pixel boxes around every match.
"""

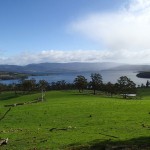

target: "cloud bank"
[0,49,150,65]
[0,50,113,65]
[71,0,150,62]
[71,0,150,50]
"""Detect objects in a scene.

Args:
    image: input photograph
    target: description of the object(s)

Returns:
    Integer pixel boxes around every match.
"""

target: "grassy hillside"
[0,90,150,149]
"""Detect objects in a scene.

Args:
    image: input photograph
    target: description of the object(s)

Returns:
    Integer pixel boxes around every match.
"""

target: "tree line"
[74,74,137,97]
[0,73,138,98]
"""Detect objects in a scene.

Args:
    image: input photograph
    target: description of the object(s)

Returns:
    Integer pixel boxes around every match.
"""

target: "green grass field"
[0,89,150,150]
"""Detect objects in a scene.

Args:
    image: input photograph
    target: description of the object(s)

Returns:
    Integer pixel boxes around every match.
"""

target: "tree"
[55,80,67,90]
[90,73,103,95]
[117,76,136,98]
[104,82,117,97]
[146,80,150,88]
[38,80,49,90]
[38,80,49,101]
[21,79,36,93]
[0,83,7,94]
[74,75,87,92]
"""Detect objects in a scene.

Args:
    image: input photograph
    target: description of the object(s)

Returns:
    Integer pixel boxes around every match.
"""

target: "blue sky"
[0,0,150,65]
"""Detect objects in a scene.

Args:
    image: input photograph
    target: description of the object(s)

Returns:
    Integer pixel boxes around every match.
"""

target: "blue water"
[0,71,149,86]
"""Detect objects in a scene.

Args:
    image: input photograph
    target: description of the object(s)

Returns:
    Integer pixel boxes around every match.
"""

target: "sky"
[0,0,150,65]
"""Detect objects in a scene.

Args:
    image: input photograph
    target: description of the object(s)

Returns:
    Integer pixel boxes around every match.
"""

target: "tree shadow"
[66,136,150,150]
[71,92,124,100]
[71,93,92,96]
[71,90,105,96]
[0,93,21,101]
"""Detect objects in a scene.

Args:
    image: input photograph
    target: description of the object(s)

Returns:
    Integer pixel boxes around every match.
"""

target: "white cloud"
[0,49,150,65]
[0,50,112,65]
[128,0,150,12]
[71,0,150,61]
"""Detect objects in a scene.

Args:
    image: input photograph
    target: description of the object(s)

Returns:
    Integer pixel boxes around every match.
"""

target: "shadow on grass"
[66,136,150,150]
[71,91,105,96]
[0,92,22,101]
[71,93,93,96]
[71,92,123,100]
[71,92,143,101]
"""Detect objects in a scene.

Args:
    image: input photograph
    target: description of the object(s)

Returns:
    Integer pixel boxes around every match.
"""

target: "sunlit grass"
[0,89,150,149]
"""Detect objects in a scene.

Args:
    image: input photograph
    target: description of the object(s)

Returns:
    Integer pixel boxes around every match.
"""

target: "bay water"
[0,71,149,86]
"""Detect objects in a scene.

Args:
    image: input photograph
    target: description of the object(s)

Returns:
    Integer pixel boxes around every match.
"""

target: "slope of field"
[0,90,150,149]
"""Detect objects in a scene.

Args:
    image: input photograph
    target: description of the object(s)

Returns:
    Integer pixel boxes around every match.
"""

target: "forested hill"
[107,64,150,71]
[0,62,150,74]
[0,62,121,74]
[0,72,28,80]
[136,72,150,78]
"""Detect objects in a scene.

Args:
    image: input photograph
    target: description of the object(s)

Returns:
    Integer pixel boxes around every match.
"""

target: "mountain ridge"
[0,62,121,74]
[0,62,150,74]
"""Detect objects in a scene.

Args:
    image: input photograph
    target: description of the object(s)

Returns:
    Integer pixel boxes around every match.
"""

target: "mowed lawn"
[0,90,150,150]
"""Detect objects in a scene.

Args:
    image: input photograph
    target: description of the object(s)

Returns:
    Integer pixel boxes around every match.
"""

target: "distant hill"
[106,64,150,72]
[0,62,121,74]
[0,62,150,74]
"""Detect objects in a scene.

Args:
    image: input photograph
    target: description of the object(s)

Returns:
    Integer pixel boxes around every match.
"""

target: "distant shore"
[136,72,150,79]
[0,72,28,80]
